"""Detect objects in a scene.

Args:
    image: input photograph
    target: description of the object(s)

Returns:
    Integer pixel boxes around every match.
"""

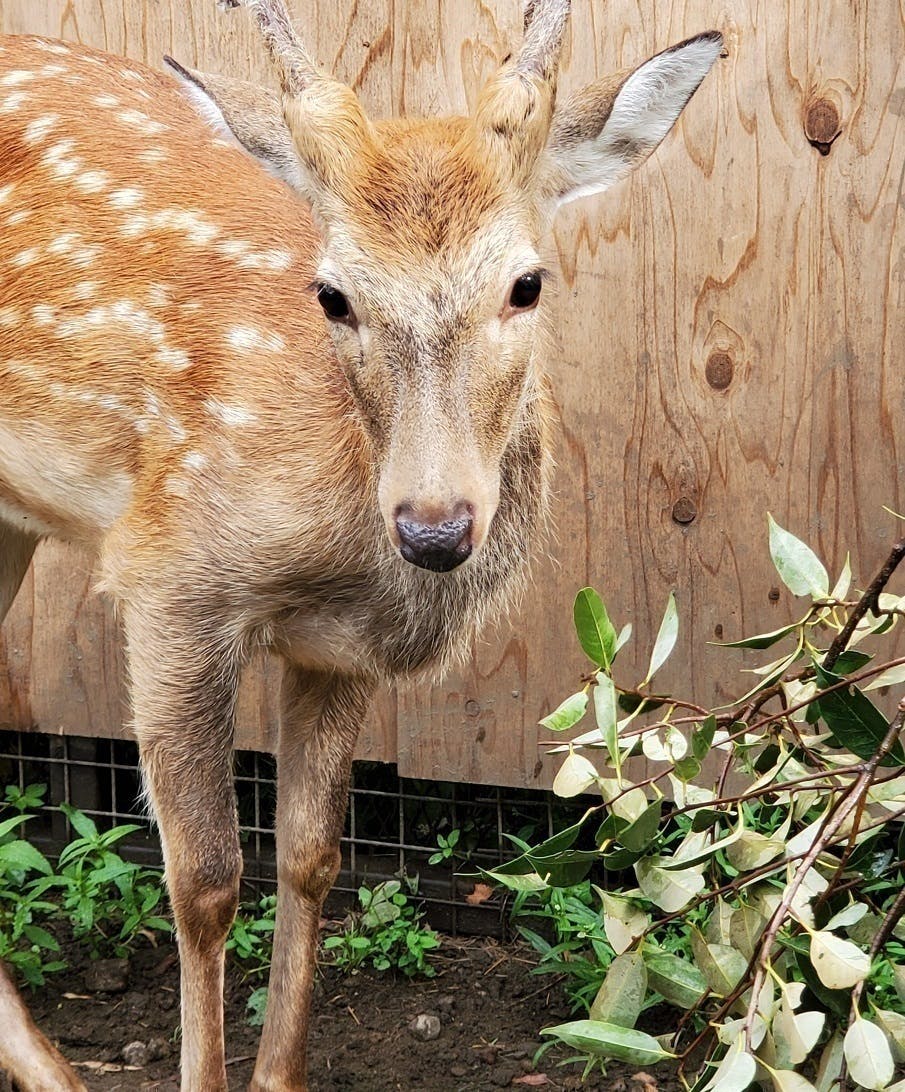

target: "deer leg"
[0,961,86,1092]
[123,602,244,1092]
[0,528,85,1092]
[250,666,375,1092]
[0,521,36,624]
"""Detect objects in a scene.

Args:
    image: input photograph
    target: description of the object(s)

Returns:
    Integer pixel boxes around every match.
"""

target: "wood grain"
[1,1,902,788]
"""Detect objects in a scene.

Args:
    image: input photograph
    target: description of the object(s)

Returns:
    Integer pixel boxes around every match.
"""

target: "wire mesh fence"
[0,730,577,935]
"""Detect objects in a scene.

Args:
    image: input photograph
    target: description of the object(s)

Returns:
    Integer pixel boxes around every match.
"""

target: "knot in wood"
[805,98,841,155]
[705,351,734,390]
[672,497,697,525]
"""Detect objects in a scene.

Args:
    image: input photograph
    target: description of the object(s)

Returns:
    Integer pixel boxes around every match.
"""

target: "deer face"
[171,0,722,572]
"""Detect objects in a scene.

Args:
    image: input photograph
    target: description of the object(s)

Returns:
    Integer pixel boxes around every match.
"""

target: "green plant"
[429,827,461,865]
[30,804,171,958]
[486,515,905,1089]
[323,879,440,978]
[227,893,276,976]
[0,789,65,987]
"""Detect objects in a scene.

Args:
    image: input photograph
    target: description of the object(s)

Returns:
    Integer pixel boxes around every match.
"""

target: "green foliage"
[428,827,461,865]
[226,894,276,976]
[490,516,905,1086]
[0,787,172,985]
[322,879,440,978]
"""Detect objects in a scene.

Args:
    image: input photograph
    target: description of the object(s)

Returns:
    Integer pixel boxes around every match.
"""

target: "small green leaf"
[768,514,829,598]
[642,949,707,1009]
[635,857,705,913]
[541,1020,674,1066]
[59,802,98,840]
[0,840,52,875]
[809,930,870,989]
[600,893,649,956]
[620,801,662,853]
[713,621,802,650]
[539,690,589,732]
[692,716,717,760]
[574,588,617,669]
[552,751,599,798]
[814,665,905,766]
[645,593,678,683]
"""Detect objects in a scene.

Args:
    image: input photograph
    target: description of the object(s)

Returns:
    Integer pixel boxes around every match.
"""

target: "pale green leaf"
[815,1032,844,1092]
[540,1020,673,1066]
[601,893,649,956]
[864,662,905,692]
[874,1008,905,1064]
[645,592,678,684]
[773,1000,824,1067]
[702,1040,757,1092]
[635,857,705,913]
[590,953,647,1029]
[843,1018,894,1091]
[594,673,619,774]
[729,905,764,961]
[615,623,633,652]
[690,928,747,997]
[770,1071,818,1092]
[830,553,852,601]
[768,514,829,598]
[642,948,707,1009]
[824,902,867,931]
[725,830,785,872]
[553,751,599,798]
[809,931,870,989]
[540,690,588,731]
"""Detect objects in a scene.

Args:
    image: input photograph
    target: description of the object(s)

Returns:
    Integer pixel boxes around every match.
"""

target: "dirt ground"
[27,931,680,1091]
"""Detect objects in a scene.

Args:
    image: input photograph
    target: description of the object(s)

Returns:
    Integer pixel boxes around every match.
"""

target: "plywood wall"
[1,1,903,788]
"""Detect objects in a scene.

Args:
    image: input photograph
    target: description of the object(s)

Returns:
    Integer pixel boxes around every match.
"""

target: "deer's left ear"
[538,32,722,211]
[164,57,306,190]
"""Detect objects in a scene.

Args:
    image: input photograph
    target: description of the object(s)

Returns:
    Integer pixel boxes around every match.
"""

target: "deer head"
[166,0,722,573]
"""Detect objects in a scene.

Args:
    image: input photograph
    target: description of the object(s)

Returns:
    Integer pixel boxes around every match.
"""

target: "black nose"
[395,513,474,572]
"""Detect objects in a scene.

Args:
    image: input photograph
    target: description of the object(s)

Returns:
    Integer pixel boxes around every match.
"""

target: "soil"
[27,931,680,1091]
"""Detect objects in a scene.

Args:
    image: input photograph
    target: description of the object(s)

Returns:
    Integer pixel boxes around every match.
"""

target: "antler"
[245,0,321,94]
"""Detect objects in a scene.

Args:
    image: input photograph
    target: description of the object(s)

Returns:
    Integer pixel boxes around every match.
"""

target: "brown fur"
[0,5,721,1087]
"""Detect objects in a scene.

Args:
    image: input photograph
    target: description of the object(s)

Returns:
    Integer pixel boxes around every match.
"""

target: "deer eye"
[316,283,351,321]
[508,272,542,312]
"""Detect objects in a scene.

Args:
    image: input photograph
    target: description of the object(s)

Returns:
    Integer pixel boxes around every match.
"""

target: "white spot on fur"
[109,188,144,209]
[0,183,14,204]
[1,71,36,87]
[137,147,166,164]
[10,247,39,267]
[0,306,20,327]
[94,93,119,108]
[31,304,57,326]
[155,347,191,370]
[33,40,70,55]
[0,91,28,114]
[72,280,98,300]
[119,208,219,246]
[182,451,207,471]
[147,284,171,308]
[23,113,58,144]
[48,231,79,255]
[74,170,110,193]
[118,109,166,135]
[39,65,66,78]
[236,248,292,272]
[226,325,285,353]
[204,399,256,426]
[120,68,145,82]
[5,209,31,225]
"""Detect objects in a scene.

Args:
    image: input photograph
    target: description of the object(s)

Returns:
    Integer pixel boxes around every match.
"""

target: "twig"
[740,698,905,1051]
[823,537,905,672]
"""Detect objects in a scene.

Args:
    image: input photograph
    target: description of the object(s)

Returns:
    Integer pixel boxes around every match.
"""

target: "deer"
[0,0,722,1087]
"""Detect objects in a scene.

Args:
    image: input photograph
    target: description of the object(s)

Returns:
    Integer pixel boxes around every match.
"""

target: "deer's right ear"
[164,57,305,190]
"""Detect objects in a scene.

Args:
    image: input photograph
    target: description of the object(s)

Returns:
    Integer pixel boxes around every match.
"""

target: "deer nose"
[394,507,474,572]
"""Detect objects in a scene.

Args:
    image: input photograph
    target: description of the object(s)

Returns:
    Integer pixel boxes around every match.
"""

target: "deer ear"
[164,57,306,190]
[539,32,722,211]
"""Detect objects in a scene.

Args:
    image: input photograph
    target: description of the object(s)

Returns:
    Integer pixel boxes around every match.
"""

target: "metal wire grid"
[0,730,569,934]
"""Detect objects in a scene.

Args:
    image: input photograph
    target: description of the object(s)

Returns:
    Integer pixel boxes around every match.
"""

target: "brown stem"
[823,537,905,673]
[740,698,905,1051]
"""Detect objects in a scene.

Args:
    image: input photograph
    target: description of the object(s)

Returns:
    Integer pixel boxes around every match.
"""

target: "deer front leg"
[124,603,243,1092]
[250,666,375,1092]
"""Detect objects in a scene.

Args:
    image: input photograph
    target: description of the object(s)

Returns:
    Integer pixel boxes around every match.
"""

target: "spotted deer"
[0,0,721,1087]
